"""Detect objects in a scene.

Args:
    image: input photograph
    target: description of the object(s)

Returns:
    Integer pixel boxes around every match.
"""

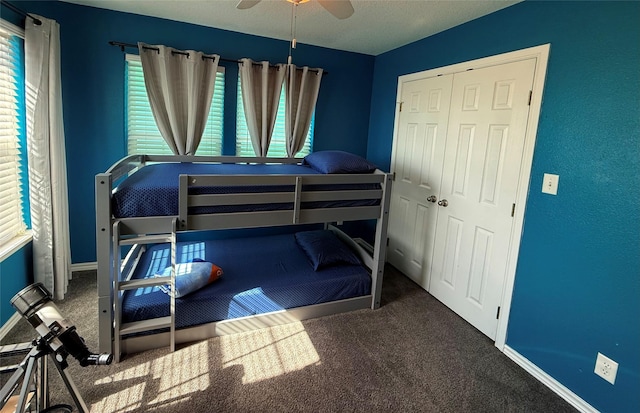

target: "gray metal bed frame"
[95,154,392,361]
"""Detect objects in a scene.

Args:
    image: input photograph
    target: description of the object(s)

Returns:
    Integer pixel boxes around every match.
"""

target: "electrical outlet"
[542,173,559,195]
[594,352,618,385]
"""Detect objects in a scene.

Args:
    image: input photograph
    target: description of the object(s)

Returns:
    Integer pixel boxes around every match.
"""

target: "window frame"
[0,19,31,261]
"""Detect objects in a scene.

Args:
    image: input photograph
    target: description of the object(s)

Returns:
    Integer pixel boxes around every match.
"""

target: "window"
[236,78,314,157]
[125,54,225,156]
[0,22,27,246]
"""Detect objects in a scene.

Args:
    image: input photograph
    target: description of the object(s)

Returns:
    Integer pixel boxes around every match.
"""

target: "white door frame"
[390,44,550,350]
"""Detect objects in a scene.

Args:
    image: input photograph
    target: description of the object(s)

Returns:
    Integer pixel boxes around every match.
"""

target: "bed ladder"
[112,218,178,362]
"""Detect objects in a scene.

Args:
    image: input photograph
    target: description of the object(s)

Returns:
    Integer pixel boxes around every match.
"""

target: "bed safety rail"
[178,171,387,231]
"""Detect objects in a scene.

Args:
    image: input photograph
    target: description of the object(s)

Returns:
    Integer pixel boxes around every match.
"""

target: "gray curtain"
[138,42,219,155]
[25,15,71,299]
[285,64,323,157]
[238,58,286,156]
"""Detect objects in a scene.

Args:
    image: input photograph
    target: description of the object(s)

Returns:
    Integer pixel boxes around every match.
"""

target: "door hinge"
[392,172,396,181]
[496,306,501,319]
[386,237,390,246]
[528,90,532,106]
[511,203,516,217]
[399,101,403,112]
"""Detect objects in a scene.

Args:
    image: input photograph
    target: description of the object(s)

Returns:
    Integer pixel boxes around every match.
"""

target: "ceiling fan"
[236,0,355,20]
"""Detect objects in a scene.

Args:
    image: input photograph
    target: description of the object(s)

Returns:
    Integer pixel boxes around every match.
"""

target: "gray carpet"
[1,266,577,412]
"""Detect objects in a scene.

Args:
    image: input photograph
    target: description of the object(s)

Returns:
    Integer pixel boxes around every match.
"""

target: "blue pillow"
[294,230,362,271]
[156,260,223,298]
[303,151,378,174]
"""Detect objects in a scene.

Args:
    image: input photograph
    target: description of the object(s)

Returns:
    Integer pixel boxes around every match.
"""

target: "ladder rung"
[118,276,171,291]
[120,234,172,246]
[121,316,172,335]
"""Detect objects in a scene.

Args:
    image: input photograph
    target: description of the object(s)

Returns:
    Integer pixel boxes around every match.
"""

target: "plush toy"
[156,259,223,298]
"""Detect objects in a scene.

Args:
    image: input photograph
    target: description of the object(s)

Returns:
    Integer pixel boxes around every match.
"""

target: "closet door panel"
[429,58,537,339]
[388,75,453,289]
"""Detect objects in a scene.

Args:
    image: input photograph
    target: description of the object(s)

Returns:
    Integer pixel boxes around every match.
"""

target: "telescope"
[11,283,112,367]
[0,283,112,413]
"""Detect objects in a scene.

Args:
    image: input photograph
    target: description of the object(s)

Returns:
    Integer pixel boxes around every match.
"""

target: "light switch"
[542,173,559,195]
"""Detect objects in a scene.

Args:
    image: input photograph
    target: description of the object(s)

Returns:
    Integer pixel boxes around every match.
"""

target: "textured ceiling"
[61,0,521,55]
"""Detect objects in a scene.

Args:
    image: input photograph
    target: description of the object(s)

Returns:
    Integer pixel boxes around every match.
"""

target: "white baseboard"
[0,312,21,341]
[71,261,97,273]
[503,345,598,413]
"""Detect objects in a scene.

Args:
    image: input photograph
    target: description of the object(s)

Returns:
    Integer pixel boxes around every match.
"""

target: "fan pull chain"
[288,2,298,64]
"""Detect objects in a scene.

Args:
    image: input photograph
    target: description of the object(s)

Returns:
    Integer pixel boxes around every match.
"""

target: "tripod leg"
[50,355,89,413]
[37,350,50,410]
[15,355,36,413]
[0,344,42,411]
[0,363,25,409]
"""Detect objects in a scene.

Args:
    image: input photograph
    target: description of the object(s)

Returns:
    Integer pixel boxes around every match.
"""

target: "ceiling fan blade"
[317,0,354,19]
[236,0,262,10]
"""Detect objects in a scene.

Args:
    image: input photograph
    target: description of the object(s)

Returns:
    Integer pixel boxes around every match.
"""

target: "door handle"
[438,199,449,207]
[427,195,437,203]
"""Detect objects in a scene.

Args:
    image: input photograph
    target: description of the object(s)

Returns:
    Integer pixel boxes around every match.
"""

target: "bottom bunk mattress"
[121,231,371,333]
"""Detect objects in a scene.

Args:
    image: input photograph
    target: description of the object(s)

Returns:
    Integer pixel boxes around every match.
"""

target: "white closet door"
[428,58,537,339]
[387,75,453,288]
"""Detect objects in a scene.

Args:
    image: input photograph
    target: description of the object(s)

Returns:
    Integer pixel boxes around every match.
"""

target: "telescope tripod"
[0,337,88,413]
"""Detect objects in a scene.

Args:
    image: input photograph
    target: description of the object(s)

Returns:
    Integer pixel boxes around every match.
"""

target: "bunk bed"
[95,152,392,361]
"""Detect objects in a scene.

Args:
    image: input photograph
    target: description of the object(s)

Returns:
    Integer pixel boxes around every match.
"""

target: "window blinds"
[236,77,313,157]
[0,26,27,245]
[125,54,225,156]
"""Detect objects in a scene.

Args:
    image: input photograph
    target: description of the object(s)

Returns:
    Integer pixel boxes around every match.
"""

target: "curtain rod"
[109,41,233,63]
[0,0,42,25]
[109,41,326,75]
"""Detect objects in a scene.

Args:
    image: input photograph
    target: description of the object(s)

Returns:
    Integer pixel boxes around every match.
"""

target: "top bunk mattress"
[112,163,380,218]
[121,231,371,331]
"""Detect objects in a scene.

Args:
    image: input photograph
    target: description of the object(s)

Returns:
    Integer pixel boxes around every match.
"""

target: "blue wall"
[368,1,639,412]
[0,243,33,325]
[13,0,375,265]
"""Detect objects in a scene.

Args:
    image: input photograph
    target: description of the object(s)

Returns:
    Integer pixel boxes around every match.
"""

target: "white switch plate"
[542,173,559,195]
